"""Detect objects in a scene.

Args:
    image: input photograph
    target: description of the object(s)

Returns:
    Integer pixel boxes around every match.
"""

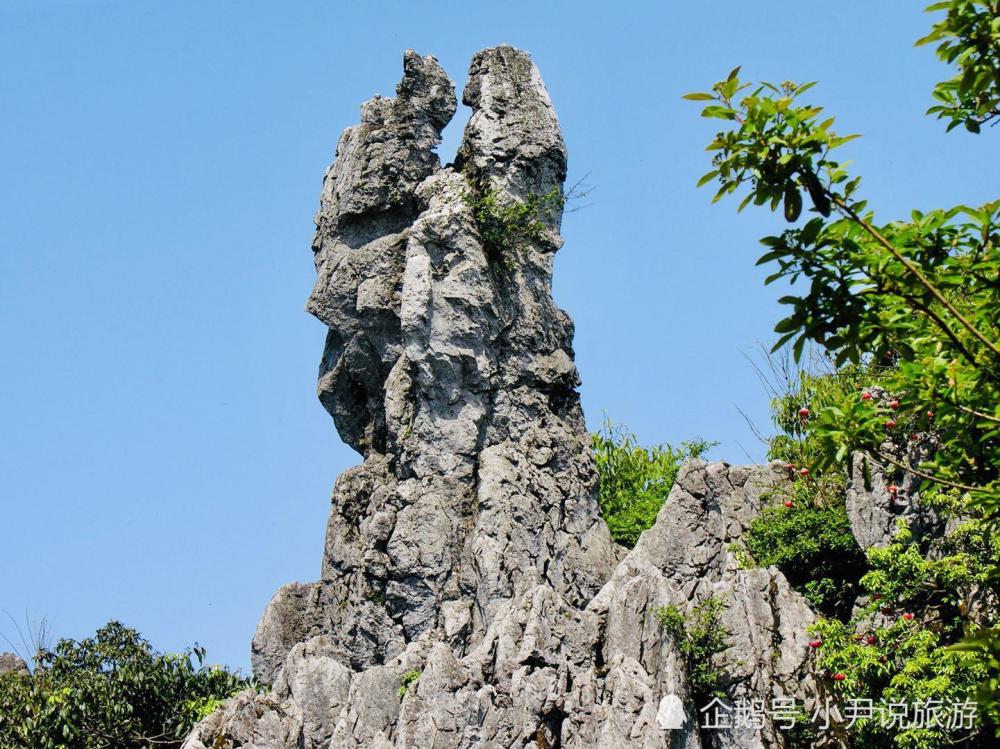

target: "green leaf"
[830,134,862,147]
[701,105,737,120]
[792,334,806,362]
[774,316,799,334]
[783,186,803,222]
[914,31,942,47]
[771,331,798,352]
[697,170,720,187]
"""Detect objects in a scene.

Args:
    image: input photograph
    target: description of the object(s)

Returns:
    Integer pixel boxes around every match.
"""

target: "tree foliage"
[809,516,1000,748]
[744,498,866,619]
[592,420,714,548]
[918,0,1000,132]
[686,68,999,508]
[0,621,252,749]
[689,0,1000,742]
[736,355,1000,747]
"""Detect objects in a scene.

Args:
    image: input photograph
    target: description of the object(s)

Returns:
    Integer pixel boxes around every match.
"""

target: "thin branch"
[742,347,784,401]
[563,172,595,213]
[733,439,762,464]
[874,450,983,494]
[831,194,1000,361]
[131,733,181,745]
[734,403,771,446]
[902,294,981,368]
[953,402,1000,425]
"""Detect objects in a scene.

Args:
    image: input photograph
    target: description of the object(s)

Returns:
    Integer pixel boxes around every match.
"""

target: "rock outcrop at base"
[185,48,828,749]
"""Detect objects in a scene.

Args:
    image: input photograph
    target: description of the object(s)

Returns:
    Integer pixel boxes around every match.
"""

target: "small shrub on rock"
[657,596,729,705]
[463,182,564,266]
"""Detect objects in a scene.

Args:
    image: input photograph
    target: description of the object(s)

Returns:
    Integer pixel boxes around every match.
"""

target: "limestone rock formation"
[576,460,819,749]
[184,47,842,749]
[278,44,617,681]
[0,653,29,677]
[844,389,943,552]
[845,451,939,551]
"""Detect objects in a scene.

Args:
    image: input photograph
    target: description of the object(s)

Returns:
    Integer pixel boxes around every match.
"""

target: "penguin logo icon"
[656,693,687,730]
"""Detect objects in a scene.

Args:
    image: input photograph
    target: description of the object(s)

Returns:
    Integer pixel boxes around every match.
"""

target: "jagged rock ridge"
[185,48,838,749]
[0,653,29,678]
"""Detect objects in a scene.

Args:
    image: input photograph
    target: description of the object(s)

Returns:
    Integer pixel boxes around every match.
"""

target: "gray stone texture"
[0,653,29,677]
[845,389,943,552]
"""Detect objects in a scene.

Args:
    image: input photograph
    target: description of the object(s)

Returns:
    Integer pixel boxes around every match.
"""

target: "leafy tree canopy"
[688,0,1000,744]
[0,621,252,749]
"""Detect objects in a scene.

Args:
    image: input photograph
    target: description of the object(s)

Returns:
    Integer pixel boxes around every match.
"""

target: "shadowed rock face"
[185,48,832,749]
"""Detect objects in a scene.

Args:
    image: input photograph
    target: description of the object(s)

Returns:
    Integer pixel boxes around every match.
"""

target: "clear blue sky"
[2,1,997,672]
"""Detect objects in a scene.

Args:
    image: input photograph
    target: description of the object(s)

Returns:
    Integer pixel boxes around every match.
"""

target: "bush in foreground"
[0,621,251,749]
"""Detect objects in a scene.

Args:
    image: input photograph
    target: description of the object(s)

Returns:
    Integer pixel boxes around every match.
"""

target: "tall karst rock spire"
[246,45,617,683]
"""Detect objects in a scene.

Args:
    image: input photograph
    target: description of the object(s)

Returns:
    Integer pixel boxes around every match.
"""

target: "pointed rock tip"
[458,45,566,205]
[395,49,456,131]
[463,45,540,108]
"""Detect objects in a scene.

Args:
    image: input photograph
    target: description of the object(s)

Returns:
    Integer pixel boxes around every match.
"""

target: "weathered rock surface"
[845,388,942,551]
[185,48,848,749]
[578,460,819,749]
[0,652,29,677]
[293,45,617,680]
[187,461,819,749]
[845,451,932,552]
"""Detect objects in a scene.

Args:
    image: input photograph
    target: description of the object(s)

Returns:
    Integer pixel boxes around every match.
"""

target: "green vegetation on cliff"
[689,1,1000,743]
[592,419,714,548]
